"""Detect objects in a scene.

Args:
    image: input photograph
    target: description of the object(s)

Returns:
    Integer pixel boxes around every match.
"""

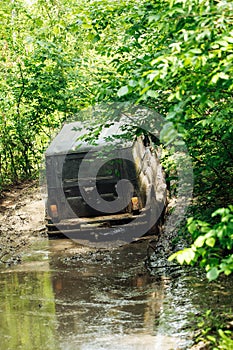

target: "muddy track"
[0,183,229,350]
[0,181,46,266]
[0,180,176,267]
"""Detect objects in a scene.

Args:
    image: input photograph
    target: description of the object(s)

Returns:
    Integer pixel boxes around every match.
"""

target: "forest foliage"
[0,0,232,278]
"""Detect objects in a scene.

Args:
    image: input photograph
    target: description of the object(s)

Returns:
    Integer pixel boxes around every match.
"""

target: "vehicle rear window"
[62,155,137,181]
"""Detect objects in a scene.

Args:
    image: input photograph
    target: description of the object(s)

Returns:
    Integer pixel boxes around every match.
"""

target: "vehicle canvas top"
[45,121,134,157]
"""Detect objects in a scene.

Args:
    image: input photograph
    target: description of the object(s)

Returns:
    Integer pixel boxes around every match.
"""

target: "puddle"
[0,238,233,350]
[70,334,181,350]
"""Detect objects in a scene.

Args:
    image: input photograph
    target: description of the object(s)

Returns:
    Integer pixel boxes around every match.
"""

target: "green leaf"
[146,89,158,98]
[211,73,220,84]
[224,269,232,276]
[206,237,216,247]
[212,208,228,217]
[206,335,217,343]
[219,72,229,80]
[194,236,205,248]
[117,86,129,97]
[189,48,202,54]
[183,248,195,264]
[168,252,178,262]
[176,253,185,265]
[128,79,137,87]
[206,267,219,281]
[187,217,194,226]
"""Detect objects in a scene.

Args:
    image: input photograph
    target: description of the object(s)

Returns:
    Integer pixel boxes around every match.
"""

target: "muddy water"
[1,238,233,350]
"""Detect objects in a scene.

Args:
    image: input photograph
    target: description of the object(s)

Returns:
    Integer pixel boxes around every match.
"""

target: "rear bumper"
[46,211,150,245]
[47,212,141,233]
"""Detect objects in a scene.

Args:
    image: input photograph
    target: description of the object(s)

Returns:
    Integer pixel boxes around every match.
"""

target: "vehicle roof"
[45,121,134,156]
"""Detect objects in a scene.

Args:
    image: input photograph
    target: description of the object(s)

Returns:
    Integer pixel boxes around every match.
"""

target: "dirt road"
[0,182,231,350]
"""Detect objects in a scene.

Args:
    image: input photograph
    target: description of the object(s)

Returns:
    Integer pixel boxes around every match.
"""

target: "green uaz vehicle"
[45,122,166,245]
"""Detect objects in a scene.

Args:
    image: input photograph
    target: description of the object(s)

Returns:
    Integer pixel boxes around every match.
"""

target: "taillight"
[131,197,139,211]
[50,204,58,217]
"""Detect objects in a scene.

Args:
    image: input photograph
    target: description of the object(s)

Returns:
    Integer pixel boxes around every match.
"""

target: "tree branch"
[17,62,25,120]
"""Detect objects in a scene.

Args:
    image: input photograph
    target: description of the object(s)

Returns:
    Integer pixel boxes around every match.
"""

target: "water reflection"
[0,270,57,350]
[49,240,174,349]
[0,238,233,350]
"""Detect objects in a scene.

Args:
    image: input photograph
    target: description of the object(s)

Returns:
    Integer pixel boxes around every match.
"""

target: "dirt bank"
[0,181,46,266]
